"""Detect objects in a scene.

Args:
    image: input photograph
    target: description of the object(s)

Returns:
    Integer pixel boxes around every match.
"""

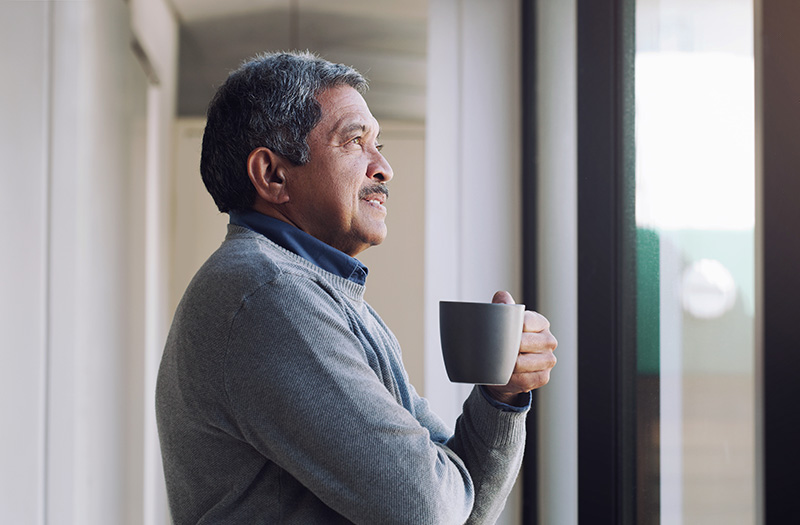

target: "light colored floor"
[681,373,755,524]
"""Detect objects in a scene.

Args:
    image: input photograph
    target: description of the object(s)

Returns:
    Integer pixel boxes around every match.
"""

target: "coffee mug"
[439,301,525,385]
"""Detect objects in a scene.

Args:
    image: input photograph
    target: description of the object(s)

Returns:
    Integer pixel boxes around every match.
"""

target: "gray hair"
[200,51,368,213]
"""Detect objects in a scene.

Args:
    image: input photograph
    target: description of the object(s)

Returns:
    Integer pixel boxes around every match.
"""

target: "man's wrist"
[480,386,531,411]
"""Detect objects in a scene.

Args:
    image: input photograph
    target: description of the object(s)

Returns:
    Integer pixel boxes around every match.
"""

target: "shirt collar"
[229,209,369,285]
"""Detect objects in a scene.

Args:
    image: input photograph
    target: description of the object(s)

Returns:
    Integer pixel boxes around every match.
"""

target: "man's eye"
[376,143,384,152]
[350,137,362,146]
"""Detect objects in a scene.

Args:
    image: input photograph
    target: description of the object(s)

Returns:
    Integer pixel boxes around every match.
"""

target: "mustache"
[359,184,389,200]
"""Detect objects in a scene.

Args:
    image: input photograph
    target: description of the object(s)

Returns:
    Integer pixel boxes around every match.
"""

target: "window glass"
[635,0,756,522]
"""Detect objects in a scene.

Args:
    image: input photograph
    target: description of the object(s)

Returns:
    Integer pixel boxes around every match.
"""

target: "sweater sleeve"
[448,387,530,524]
[409,381,530,524]
[223,274,474,525]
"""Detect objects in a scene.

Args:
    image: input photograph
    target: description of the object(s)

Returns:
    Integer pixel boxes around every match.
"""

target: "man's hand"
[484,291,558,405]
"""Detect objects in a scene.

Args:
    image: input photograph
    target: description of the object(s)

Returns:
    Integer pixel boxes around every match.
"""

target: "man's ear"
[247,147,290,205]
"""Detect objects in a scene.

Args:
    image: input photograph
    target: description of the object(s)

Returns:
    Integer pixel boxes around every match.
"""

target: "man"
[156,51,557,524]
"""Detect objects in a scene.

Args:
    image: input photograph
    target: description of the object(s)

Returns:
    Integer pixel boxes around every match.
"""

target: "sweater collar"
[229,209,369,285]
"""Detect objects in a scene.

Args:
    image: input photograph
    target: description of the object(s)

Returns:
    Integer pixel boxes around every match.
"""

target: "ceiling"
[171,0,428,122]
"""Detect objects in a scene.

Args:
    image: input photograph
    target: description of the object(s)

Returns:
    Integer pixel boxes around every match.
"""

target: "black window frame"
[520,0,540,520]
[759,1,800,522]
[575,0,639,523]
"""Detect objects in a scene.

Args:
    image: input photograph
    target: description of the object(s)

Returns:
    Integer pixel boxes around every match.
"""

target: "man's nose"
[368,147,393,183]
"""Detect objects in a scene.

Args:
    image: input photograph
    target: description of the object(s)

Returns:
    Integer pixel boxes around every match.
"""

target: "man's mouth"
[364,194,385,204]
[360,184,389,208]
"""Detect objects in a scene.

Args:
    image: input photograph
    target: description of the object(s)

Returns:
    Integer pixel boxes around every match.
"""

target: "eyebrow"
[335,122,367,138]
[330,120,381,141]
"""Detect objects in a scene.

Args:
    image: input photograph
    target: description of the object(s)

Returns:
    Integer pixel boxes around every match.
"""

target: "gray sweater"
[156,225,529,524]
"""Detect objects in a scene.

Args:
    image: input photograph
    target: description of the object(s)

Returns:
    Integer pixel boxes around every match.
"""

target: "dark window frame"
[759,1,800,522]
[520,0,539,522]
[575,0,639,523]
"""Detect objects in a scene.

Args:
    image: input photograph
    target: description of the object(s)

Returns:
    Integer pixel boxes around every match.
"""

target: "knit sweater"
[156,225,529,524]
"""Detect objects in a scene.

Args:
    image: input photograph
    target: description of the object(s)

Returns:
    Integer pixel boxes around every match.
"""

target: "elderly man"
[156,51,557,524]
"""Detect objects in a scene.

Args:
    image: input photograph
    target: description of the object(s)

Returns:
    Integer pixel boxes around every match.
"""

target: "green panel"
[637,228,660,374]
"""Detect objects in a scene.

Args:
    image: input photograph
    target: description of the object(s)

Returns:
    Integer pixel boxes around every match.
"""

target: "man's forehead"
[316,86,379,136]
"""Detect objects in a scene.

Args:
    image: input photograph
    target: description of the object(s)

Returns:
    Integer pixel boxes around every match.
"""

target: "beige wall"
[169,119,229,317]
[356,122,427,391]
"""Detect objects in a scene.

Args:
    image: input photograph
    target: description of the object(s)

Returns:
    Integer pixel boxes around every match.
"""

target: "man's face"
[283,85,394,257]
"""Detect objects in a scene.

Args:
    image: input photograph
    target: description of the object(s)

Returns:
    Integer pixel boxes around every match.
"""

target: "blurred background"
[2,0,797,524]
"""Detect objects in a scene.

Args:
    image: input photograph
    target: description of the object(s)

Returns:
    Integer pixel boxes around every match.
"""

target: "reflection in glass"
[635,0,755,523]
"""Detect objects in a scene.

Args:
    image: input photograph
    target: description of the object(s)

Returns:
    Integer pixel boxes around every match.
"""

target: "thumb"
[491,290,516,305]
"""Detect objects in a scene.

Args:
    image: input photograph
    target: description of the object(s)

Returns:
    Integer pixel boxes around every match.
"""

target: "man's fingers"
[515,349,558,371]
[523,311,551,333]
[492,290,515,305]
[489,291,549,333]
[505,369,554,392]
[504,352,557,392]
[519,330,558,354]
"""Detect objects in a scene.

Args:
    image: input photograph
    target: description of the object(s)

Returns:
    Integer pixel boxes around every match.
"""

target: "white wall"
[425,1,523,523]
[424,0,522,426]
[129,0,179,522]
[0,1,177,523]
[0,2,50,522]
[536,1,579,524]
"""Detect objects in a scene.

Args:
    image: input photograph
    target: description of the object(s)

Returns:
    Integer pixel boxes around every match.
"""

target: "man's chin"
[345,228,387,257]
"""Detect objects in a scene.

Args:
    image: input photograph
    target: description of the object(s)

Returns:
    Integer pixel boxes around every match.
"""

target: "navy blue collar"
[229,209,369,285]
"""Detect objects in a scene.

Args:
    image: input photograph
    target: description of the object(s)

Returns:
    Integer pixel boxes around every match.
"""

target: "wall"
[170,119,229,318]
[128,0,179,521]
[0,0,177,523]
[535,1,580,523]
[424,0,522,424]
[356,121,427,389]
[0,2,50,521]
[425,1,523,522]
